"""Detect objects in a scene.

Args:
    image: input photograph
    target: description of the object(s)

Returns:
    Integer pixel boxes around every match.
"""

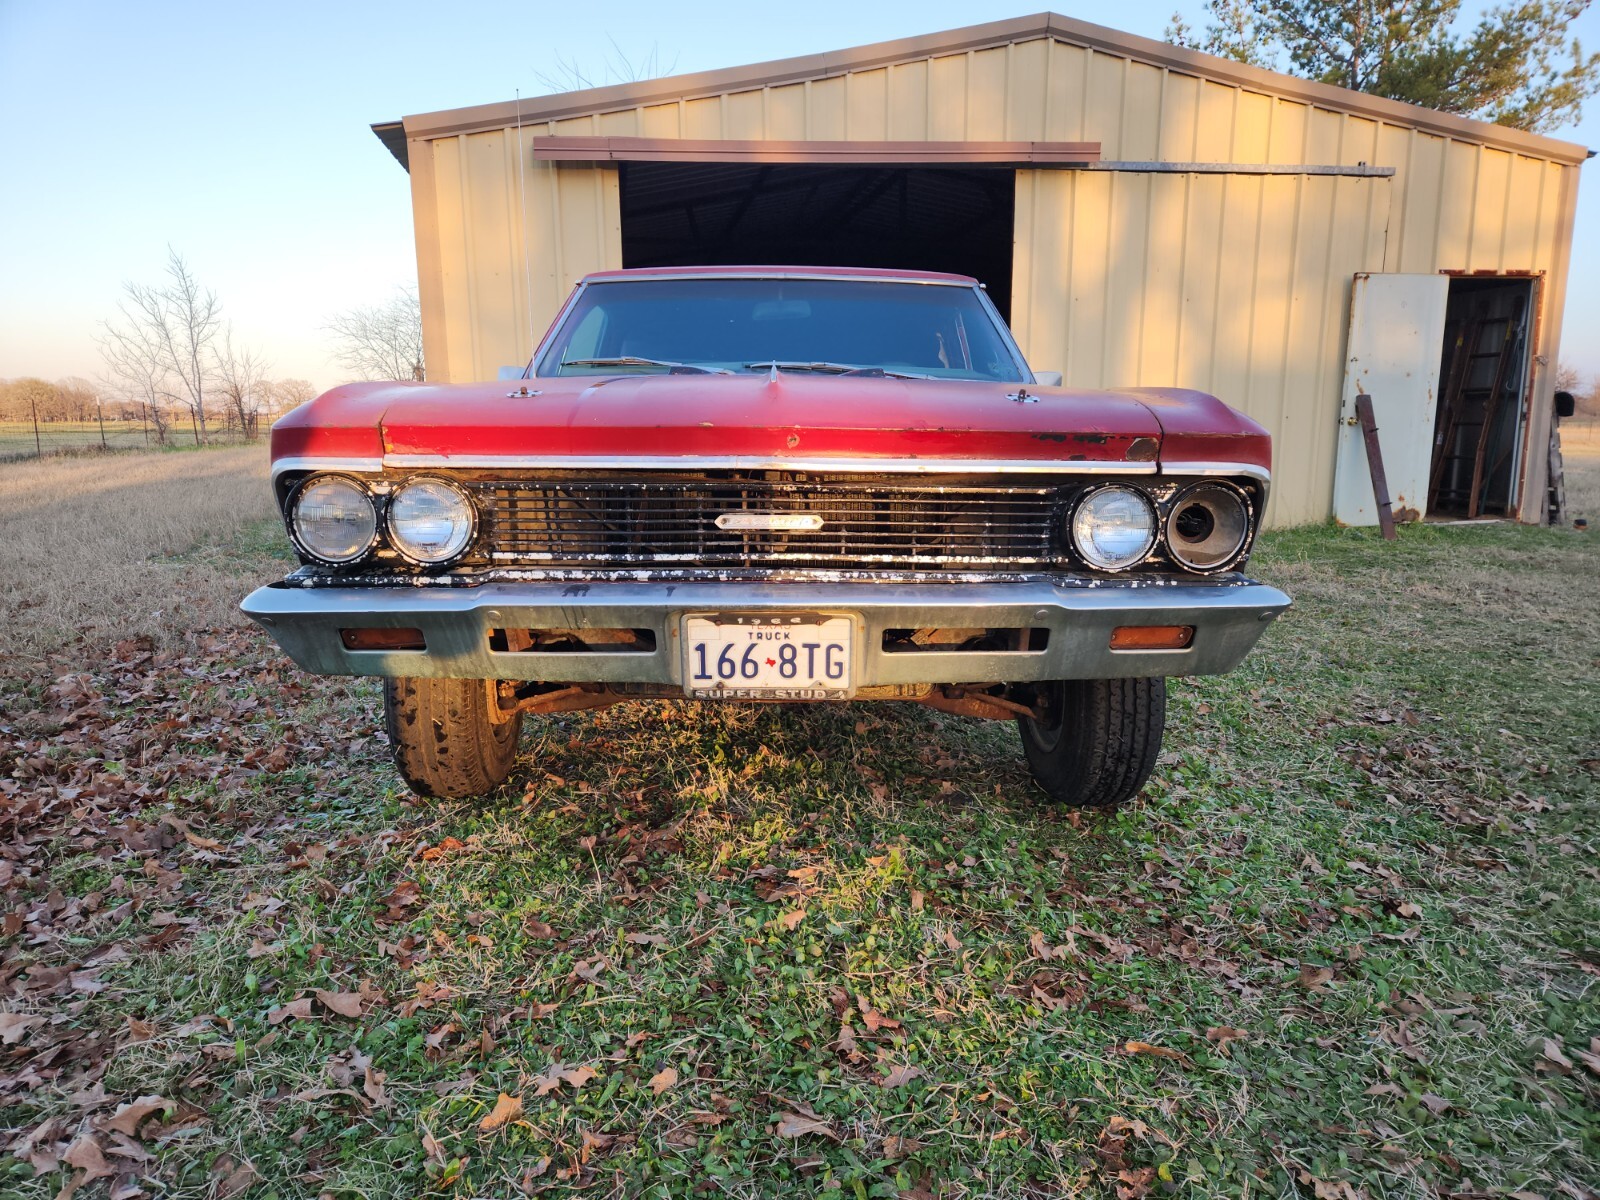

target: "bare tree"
[534,38,678,94]
[264,378,318,420]
[213,326,271,438]
[98,316,173,443]
[104,248,222,441]
[326,287,425,382]
[54,378,100,422]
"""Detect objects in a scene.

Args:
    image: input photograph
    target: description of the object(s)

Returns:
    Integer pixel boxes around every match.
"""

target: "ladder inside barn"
[1429,295,1527,517]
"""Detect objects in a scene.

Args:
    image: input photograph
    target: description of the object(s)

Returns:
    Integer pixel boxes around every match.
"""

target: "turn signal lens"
[1110,625,1195,650]
[340,627,427,651]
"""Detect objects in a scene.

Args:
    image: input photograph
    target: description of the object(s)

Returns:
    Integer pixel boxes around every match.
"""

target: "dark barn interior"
[619,162,1017,321]
[1429,275,1538,518]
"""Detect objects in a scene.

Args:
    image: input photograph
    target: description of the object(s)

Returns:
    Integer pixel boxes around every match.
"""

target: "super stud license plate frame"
[681,611,857,700]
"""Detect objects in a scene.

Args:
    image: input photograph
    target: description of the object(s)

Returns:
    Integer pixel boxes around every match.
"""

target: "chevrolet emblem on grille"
[714,512,826,531]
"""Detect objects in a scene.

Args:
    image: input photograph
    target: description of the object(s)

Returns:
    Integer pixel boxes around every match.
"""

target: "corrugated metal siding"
[408,33,1578,525]
[1010,170,1389,526]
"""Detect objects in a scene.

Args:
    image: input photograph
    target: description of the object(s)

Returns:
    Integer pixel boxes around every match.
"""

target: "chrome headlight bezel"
[384,475,479,568]
[287,474,380,566]
[1069,484,1158,572]
[1164,481,1254,573]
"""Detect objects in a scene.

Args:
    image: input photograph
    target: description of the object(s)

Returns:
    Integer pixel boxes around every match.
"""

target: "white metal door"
[1333,272,1451,525]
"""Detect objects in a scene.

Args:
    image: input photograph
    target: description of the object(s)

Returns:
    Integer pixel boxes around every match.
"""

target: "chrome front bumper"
[240,576,1291,687]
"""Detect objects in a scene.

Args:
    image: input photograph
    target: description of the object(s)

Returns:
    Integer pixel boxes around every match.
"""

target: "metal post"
[142,403,149,445]
[96,399,108,449]
[30,395,41,457]
[191,409,199,446]
[1354,394,1398,541]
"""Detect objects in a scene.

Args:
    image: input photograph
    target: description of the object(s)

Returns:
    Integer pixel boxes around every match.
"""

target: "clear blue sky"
[2,0,1596,391]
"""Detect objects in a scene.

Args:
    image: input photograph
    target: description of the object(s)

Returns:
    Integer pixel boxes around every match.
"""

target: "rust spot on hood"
[1125,436,1159,462]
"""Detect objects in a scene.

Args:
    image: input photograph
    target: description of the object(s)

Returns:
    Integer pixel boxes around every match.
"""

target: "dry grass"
[1560,419,1600,524]
[1,446,1596,1197]
[0,445,281,662]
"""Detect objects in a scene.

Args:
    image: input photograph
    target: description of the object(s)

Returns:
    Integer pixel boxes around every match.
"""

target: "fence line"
[0,403,261,464]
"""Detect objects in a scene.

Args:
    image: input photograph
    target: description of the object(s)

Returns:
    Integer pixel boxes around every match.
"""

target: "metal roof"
[370,11,1590,170]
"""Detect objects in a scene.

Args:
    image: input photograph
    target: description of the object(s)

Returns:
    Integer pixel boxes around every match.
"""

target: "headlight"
[1165,482,1251,572]
[290,475,377,564]
[1070,485,1156,570]
[386,477,476,565]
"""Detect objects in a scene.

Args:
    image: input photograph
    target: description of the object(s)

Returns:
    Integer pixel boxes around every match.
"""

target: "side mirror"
[1033,370,1064,387]
[1555,390,1576,419]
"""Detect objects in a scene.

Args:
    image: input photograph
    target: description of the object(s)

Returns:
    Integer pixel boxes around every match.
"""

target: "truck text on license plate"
[683,613,854,700]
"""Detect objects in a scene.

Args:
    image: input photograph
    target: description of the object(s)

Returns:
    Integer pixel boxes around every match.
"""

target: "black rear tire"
[1017,678,1166,808]
[383,677,523,800]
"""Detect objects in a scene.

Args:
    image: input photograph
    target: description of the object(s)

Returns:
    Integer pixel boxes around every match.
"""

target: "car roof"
[578,265,980,286]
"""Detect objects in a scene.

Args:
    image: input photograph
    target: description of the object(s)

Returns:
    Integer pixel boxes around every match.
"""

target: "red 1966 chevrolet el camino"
[243,267,1289,806]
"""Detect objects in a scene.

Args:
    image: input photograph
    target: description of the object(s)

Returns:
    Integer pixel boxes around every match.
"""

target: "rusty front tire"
[383,678,523,800]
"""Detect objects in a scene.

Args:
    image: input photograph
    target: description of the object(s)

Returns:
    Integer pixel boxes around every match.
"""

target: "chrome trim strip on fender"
[1158,461,1271,483]
[379,455,1164,475]
[271,456,385,488]
[271,456,1269,485]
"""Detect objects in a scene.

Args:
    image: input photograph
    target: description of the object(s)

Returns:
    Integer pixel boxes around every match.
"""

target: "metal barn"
[372,12,1587,527]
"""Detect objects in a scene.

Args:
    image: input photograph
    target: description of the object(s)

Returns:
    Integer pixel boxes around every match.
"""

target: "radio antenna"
[514,88,535,379]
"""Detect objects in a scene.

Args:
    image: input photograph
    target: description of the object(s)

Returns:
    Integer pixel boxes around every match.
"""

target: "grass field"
[0,448,1595,1199]
[0,420,257,461]
[1561,421,1600,522]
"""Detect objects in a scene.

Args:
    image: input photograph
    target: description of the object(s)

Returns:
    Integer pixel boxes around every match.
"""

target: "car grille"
[476,479,1064,570]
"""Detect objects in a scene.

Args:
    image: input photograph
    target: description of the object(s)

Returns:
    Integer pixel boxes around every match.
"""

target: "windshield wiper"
[745,361,934,380]
[562,357,732,375]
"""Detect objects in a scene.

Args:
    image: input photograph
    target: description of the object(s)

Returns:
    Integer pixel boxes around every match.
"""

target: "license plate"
[683,613,855,699]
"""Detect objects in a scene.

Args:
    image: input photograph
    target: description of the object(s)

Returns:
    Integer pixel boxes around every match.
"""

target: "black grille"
[477,479,1063,570]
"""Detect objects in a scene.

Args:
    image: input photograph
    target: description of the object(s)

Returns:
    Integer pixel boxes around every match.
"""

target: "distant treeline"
[0,376,317,430]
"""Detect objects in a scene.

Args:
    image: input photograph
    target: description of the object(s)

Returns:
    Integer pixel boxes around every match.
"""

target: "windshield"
[536,277,1027,382]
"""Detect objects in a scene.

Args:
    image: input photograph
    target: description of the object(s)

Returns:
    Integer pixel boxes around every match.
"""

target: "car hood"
[270,373,1269,473]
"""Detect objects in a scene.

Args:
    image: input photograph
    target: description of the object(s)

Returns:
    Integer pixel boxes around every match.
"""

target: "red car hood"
[271,375,1269,473]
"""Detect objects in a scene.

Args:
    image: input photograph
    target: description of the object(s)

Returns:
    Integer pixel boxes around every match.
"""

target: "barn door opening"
[1427,275,1539,519]
[618,162,1017,321]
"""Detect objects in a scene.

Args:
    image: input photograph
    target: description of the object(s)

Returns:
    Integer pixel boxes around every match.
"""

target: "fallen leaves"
[1572,1038,1600,1077]
[1121,1040,1193,1067]
[1297,964,1336,992]
[1205,1026,1248,1055]
[772,908,807,931]
[880,1062,923,1089]
[648,1066,678,1096]
[0,1011,44,1043]
[773,1108,843,1141]
[267,997,313,1025]
[533,1063,599,1096]
[1298,1170,1363,1200]
[312,988,367,1018]
[1419,1092,1453,1115]
[857,994,900,1033]
[479,1091,523,1132]
[96,1096,172,1137]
